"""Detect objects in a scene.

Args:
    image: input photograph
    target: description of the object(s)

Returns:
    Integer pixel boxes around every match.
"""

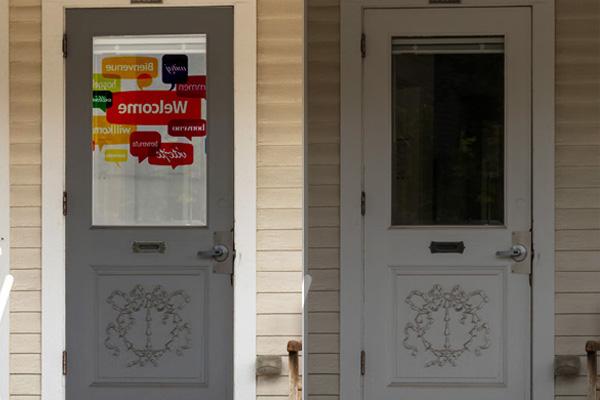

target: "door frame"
[340,1,554,399]
[0,0,9,397]
[41,1,257,400]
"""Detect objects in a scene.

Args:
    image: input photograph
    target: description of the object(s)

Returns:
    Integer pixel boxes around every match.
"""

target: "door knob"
[496,244,528,262]
[198,244,230,262]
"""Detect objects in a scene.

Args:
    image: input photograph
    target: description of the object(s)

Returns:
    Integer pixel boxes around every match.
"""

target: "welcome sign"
[92,52,207,170]
[90,35,209,227]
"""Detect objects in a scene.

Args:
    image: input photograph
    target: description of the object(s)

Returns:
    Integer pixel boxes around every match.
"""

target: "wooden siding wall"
[307,0,340,399]
[256,0,305,399]
[555,0,600,398]
[8,0,42,398]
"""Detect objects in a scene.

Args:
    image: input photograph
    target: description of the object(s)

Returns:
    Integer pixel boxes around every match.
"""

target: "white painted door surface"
[363,8,531,400]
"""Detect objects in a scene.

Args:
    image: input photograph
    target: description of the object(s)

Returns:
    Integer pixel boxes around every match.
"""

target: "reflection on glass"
[391,37,505,226]
[92,35,207,226]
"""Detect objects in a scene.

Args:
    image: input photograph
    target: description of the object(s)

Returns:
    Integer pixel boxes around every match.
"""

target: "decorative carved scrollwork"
[402,284,490,367]
[104,285,192,367]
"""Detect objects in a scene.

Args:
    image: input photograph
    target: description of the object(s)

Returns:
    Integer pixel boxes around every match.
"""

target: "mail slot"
[429,241,465,254]
[132,241,166,254]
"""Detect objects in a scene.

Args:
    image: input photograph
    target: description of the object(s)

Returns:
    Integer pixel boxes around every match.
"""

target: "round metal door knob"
[495,244,528,262]
[197,244,230,262]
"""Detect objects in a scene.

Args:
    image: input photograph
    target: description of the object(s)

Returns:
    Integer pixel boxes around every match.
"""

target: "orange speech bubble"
[137,73,153,90]
[102,57,158,80]
[92,116,135,150]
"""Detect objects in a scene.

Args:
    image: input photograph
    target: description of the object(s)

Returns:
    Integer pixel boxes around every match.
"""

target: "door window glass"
[92,34,207,226]
[391,37,505,226]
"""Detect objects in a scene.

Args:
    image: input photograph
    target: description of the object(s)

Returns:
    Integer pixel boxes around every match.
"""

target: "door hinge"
[62,350,67,376]
[62,34,68,58]
[361,33,366,58]
[230,228,236,286]
[62,191,68,216]
[361,191,366,216]
[360,350,366,375]
[529,273,532,287]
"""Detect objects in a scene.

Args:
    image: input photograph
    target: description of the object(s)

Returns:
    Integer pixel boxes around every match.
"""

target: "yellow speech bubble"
[93,73,121,92]
[104,149,128,166]
[92,116,135,150]
[102,57,158,80]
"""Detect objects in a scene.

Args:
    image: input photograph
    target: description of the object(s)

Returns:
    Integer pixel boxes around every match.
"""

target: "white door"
[363,8,531,400]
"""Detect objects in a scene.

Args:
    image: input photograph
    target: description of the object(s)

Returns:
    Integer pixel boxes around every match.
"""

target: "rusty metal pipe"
[586,341,599,400]
[287,340,302,400]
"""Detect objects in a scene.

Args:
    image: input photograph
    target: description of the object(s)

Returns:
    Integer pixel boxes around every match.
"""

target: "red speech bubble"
[168,119,206,140]
[176,75,206,98]
[148,142,194,169]
[107,91,201,126]
[129,131,161,162]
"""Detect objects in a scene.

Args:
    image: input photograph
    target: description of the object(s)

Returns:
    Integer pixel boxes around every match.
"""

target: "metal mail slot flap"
[429,241,466,254]
[132,241,166,254]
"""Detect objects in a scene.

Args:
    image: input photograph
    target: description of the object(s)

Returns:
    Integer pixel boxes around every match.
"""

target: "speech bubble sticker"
[162,55,189,90]
[106,91,201,126]
[168,119,206,140]
[102,57,159,80]
[148,142,194,169]
[129,131,162,162]
[92,91,113,112]
[93,73,121,92]
[92,116,135,151]
[137,73,153,90]
[176,75,206,98]
[104,149,128,167]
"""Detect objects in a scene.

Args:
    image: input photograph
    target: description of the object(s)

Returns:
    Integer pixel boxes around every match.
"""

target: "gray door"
[66,7,233,400]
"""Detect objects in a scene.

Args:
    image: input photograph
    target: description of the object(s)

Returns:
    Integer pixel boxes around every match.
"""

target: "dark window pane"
[391,38,505,226]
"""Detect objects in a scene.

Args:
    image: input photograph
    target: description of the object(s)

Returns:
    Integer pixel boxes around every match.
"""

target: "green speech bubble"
[93,73,121,92]
[92,91,113,112]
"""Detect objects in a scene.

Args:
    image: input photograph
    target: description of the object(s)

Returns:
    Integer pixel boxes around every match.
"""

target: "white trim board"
[41,2,257,400]
[0,0,10,397]
[339,1,555,400]
[303,0,309,396]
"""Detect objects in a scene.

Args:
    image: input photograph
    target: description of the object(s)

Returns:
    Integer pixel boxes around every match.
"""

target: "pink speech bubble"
[176,75,206,98]
[168,119,206,140]
[148,142,194,169]
[129,131,161,162]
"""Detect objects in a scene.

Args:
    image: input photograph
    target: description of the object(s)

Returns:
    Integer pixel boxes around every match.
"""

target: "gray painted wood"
[66,7,233,400]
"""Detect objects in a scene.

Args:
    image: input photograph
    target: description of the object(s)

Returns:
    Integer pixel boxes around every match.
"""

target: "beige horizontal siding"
[8,0,42,398]
[256,0,304,398]
[307,0,340,398]
[555,0,600,398]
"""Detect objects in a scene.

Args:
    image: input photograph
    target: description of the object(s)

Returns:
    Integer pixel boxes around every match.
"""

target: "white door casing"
[341,2,555,400]
[41,2,256,400]
[363,7,531,400]
[0,0,9,397]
